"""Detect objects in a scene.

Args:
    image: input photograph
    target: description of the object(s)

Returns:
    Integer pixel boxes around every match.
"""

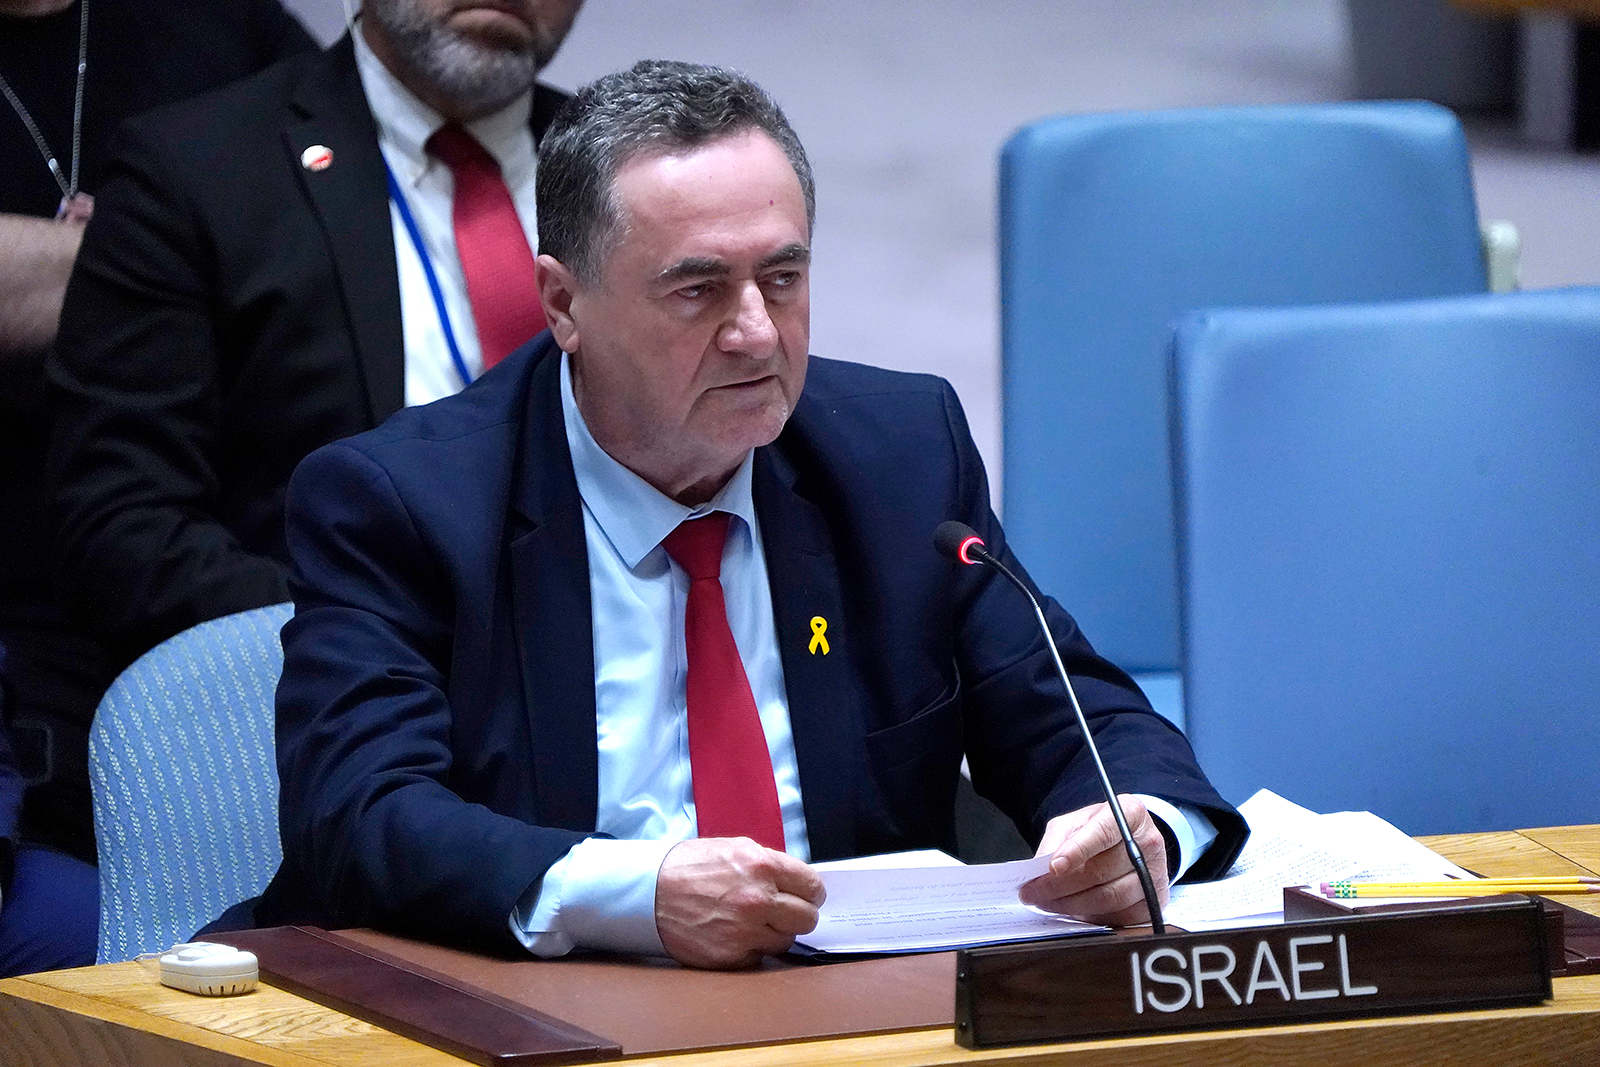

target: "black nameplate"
[955,897,1550,1048]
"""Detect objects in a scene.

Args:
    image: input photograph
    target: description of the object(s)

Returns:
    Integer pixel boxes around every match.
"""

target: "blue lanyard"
[384,161,474,389]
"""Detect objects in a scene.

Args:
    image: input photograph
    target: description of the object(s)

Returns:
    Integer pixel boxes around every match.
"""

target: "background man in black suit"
[1,0,314,975]
[238,61,1248,969]
[47,0,583,671]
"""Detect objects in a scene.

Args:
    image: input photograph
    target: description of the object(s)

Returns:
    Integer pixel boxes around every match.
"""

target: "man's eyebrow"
[653,245,811,286]
[758,244,811,270]
[655,257,730,285]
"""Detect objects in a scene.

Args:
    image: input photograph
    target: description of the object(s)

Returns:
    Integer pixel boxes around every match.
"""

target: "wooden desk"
[4,828,1599,1067]
[1455,1,1600,19]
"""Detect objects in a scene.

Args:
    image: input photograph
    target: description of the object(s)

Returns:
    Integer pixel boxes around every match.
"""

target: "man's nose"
[719,281,780,354]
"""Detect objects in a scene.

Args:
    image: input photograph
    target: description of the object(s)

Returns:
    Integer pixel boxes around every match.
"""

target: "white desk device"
[157,941,259,995]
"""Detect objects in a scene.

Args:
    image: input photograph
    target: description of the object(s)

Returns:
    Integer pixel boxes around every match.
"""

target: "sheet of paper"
[1233,788,1325,831]
[1316,811,1474,882]
[811,849,964,873]
[1164,789,1480,930]
[801,794,1480,947]
[1165,820,1362,931]
[798,852,1106,953]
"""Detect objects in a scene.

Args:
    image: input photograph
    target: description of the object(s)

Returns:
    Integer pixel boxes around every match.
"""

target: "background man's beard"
[371,4,544,117]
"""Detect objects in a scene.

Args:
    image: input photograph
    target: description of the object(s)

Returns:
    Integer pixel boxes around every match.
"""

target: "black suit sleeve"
[48,121,292,664]
[269,440,589,948]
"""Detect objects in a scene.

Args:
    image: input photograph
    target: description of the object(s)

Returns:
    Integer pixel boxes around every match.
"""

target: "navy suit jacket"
[252,336,1247,952]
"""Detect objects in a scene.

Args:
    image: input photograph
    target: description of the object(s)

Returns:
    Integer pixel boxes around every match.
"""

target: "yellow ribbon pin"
[808,616,830,655]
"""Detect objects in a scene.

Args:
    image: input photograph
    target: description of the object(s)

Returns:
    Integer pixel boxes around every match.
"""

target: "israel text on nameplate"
[955,897,1550,1048]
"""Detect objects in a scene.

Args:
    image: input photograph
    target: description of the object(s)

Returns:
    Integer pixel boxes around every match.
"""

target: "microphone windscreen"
[933,520,982,561]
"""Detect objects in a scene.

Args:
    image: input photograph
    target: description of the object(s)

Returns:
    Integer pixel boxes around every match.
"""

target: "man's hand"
[655,838,825,969]
[1017,795,1169,926]
[0,211,86,353]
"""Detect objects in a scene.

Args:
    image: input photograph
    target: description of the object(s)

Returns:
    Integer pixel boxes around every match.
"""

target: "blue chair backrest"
[1001,101,1486,676]
[1171,289,1600,834]
[89,603,293,963]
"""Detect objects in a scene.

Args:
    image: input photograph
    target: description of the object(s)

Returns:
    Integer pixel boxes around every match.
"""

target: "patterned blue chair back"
[90,603,292,963]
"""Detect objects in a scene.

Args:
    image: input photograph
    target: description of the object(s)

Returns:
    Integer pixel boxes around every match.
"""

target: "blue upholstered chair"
[89,603,292,963]
[999,101,1488,728]
[1170,289,1600,834]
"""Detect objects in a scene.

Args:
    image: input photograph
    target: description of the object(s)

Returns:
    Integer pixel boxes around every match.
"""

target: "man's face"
[550,130,811,504]
[365,0,582,117]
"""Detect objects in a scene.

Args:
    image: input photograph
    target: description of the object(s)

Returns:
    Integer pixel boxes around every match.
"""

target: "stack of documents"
[793,790,1479,955]
[795,850,1106,955]
[1165,789,1475,931]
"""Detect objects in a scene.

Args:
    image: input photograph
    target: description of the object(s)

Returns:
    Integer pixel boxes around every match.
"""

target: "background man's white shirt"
[353,29,540,405]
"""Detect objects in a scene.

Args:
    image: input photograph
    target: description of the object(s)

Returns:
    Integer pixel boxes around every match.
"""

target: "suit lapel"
[507,352,599,831]
[283,36,404,423]
[530,84,566,146]
[753,447,870,862]
[498,364,876,843]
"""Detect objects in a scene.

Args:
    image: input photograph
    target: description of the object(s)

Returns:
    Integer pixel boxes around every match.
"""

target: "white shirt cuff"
[508,837,678,957]
[1135,794,1217,882]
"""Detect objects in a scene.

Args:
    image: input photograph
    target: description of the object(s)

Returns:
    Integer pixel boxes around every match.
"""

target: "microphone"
[933,520,1166,935]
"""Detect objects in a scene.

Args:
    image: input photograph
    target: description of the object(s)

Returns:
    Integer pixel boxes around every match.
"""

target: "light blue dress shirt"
[511,355,809,956]
[511,354,1214,956]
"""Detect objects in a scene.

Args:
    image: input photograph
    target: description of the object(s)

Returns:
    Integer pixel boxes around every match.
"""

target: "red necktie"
[426,123,545,369]
[661,513,786,852]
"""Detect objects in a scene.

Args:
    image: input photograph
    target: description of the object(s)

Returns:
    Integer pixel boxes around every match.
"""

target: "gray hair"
[536,60,815,285]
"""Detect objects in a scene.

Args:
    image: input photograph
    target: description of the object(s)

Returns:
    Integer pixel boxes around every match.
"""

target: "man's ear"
[536,253,582,352]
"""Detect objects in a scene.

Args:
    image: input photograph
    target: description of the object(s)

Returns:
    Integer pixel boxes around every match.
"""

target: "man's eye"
[764,271,800,289]
[677,283,711,299]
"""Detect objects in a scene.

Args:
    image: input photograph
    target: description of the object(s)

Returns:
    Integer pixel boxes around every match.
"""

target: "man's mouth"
[446,3,534,44]
[717,375,777,392]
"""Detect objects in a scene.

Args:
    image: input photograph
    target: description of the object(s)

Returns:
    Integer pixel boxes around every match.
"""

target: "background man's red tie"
[426,123,546,369]
[661,513,787,852]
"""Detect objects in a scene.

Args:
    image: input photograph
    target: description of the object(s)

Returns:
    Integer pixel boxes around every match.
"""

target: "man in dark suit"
[2,0,314,970]
[47,0,582,669]
[248,60,1248,969]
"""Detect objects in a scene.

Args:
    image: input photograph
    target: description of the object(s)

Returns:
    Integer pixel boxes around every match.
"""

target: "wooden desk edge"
[1453,0,1600,20]
[0,972,334,1067]
[4,977,1599,1067]
[7,967,1600,1067]
[6,826,1599,1067]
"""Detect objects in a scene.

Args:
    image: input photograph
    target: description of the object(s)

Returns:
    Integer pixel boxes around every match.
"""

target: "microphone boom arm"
[954,533,1167,935]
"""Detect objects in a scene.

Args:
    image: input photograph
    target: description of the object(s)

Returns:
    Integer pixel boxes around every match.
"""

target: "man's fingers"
[762,891,822,936]
[655,838,821,968]
[768,851,827,907]
[1022,797,1169,925]
[1034,803,1094,858]
[1047,798,1148,875]
[1024,866,1170,925]
[1020,840,1135,906]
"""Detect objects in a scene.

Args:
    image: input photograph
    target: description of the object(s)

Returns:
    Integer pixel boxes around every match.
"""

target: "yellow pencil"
[1322,879,1598,898]
[1328,876,1598,889]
